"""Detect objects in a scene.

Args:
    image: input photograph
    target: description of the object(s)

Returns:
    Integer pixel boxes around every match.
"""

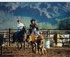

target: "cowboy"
[12,19,25,43]
[17,19,25,31]
[29,19,39,35]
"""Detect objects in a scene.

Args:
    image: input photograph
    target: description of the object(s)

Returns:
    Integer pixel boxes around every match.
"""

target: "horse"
[28,30,46,54]
[28,34,38,53]
[12,27,27,49]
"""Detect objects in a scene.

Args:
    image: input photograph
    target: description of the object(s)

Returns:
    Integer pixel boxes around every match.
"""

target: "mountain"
[0,2,70,29]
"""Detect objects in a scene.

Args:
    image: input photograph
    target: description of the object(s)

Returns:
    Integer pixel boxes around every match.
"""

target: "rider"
[29,19,40,53]
[12,19,25,43]
[17,19,25,31]
[29,19,40,36]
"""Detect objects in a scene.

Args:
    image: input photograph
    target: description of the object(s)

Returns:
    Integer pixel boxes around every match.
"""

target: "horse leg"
[17,42,22,49]
[31,42,35,53]
[32,43,34,52]
[34,42,37,53]
[19,42,22,49]
[37,40,42,54]
[24,41,25,50]
[28,42,30,48]
[36,40,39,53]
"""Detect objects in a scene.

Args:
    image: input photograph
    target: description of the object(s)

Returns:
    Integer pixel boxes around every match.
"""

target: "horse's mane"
[22,26,27,33]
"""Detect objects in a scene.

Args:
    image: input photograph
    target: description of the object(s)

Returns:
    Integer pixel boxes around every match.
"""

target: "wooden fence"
[0,28,70,46]
[0,28,70,55]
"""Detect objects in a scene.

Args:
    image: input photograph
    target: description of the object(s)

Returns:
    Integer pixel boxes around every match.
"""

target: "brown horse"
[28,34,38,53]
[28,32,46,54]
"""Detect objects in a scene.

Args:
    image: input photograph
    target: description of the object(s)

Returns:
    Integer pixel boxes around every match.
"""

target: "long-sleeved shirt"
[17,22,24,31]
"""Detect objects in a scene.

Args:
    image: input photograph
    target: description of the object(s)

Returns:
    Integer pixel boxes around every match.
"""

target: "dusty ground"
[0,42,70,57]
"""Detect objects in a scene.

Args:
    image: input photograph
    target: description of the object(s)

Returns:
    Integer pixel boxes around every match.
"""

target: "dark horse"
[12,27,27,49]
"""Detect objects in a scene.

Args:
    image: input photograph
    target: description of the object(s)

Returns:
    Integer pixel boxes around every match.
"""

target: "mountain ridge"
[0,2,70,29]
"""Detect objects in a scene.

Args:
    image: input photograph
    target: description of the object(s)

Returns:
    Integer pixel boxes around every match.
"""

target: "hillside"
[0,2,70,29]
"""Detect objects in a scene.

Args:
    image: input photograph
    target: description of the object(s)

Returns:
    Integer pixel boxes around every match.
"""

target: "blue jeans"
[15,31,20,36]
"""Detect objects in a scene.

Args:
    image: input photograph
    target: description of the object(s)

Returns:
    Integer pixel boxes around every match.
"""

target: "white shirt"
[17,22,24,31]
[34,28,40,36]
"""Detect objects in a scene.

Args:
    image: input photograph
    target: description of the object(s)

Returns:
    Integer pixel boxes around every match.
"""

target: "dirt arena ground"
[0,44,70,57]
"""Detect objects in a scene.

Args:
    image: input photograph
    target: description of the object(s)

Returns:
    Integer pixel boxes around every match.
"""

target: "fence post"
[9,28,11,46]
[0,46,2,55]
[69,34,70,45]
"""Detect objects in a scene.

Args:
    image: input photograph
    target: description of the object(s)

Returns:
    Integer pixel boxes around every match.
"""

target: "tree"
[58,18,70,30]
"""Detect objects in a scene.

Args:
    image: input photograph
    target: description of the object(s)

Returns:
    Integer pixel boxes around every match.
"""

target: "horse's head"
[21,26,27,33]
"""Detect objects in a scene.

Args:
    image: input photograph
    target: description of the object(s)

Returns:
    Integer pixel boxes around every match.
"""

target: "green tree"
[58,18,70,30]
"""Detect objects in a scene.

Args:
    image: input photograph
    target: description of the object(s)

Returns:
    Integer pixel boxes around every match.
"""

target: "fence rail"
[0,28,70,55]
[0,28,70,46]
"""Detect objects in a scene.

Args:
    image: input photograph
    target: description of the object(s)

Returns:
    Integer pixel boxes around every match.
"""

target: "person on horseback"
[12,19,25,43]
[28,19,41,53]
[29,19,40,42]
[17,19,25,32]
[29,19,40,36]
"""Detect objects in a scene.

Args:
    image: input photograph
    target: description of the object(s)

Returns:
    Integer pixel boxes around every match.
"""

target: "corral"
[0,29,70,57]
